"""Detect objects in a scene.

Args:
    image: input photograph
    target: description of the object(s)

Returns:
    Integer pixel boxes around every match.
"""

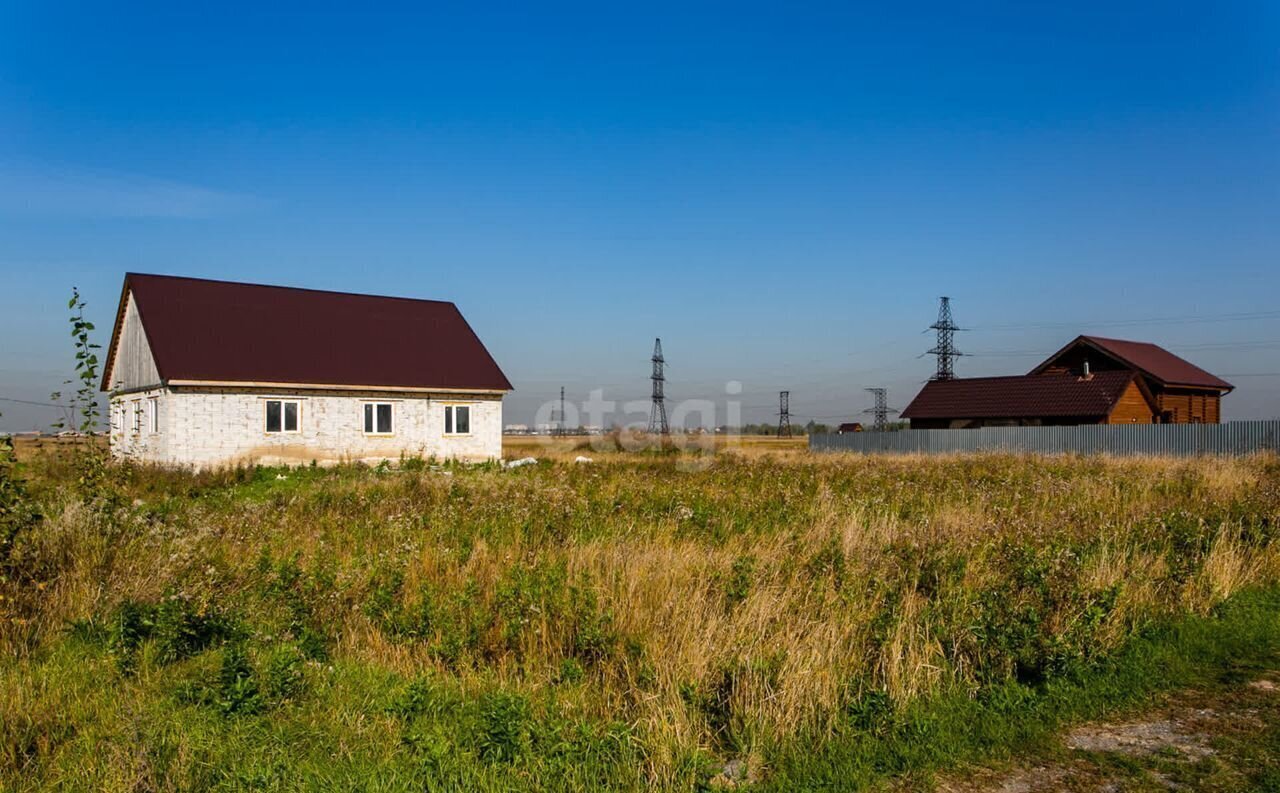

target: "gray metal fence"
[809,420,1280,456]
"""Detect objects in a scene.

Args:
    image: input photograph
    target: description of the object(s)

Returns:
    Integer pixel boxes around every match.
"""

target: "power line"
[0,396,66,408]
[970,309,1280,333]
[967,339,1280,359]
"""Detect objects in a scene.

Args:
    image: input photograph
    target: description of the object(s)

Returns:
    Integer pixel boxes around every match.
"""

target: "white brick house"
[102,273,512,468]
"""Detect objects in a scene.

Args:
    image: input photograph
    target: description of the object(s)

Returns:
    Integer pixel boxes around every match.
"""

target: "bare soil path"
[935,663,1280,792]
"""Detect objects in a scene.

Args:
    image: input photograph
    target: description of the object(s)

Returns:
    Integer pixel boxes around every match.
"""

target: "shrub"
[108,600,157,674]
[153,596,237,664]
[218,641,262,716]
[107,596,237,674]
[846,688,894,735]
[557,657,585,685]
[263,645,307,703]
[475,691,532,764]
[0,432,39,570]
[567,578,617,663]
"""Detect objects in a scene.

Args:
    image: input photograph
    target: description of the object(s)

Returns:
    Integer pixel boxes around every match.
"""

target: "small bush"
[557,657,585,685]
[846,688,894,735]
[263,645,307,703]
[153,596,237,664]
[218,641,262,716]
[108,600,157,674]
[475,691,532,764]
[108,596,237,674]
[568,580,617,663]
[0,433,39,570]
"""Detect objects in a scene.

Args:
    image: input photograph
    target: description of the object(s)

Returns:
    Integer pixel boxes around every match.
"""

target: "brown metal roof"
[102,273,512,392]
[901,370,1143,419]
[1031,335,1233,391]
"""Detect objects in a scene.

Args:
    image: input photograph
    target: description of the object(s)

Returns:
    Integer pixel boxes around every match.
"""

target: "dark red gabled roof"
[1031,335,1233,391]
[901,370,1145,419]
[102,273,512,392]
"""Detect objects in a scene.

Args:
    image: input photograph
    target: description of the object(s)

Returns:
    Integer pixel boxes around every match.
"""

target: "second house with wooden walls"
[903,335,1232,429]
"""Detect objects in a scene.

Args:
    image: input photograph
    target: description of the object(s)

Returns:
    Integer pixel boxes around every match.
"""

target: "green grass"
[7,587,1280,791]
[763,587,1280,790]
[3,452,1280,790]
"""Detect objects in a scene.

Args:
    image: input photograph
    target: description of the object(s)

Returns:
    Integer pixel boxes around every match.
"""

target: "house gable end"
[102,287,162,393]
[1105,375,1158,424]
[1030,336,1131,378]
[1030,335,1232,393]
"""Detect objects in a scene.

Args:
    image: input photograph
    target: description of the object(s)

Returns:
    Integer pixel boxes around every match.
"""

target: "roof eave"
[165,379,511,395]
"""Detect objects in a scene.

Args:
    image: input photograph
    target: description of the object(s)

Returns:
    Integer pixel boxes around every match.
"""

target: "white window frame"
[264,399,301,435]
[363,402,394,435]
[147,397,159,433]
[443,404,472,436]
[131,400,142,433]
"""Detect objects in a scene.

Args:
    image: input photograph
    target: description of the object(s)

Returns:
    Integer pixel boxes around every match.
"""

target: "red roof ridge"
[124,271,459,308]
[918,370,1134,386]
[1078,333,1154,345]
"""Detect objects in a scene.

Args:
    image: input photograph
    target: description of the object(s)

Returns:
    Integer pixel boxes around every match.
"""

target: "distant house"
[1030,336,1233,425]
[902,336,1232,429]
[836,422,863,434]
[101,273,512,467]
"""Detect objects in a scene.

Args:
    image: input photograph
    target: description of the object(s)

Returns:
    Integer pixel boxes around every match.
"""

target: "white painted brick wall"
[110,387,503,468]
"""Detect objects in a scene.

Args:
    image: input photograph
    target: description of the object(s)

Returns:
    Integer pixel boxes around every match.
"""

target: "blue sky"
[2,2,1278,429]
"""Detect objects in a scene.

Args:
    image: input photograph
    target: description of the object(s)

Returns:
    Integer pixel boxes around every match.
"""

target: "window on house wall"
[132,401,142,433]
[265,400,300,433]
[444,405,471,435]
[148,397,159,433]
[364,402,393,434]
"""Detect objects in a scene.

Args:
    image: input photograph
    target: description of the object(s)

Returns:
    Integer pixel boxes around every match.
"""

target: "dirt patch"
[1066,716,1214,759]
[937,675,1280,793]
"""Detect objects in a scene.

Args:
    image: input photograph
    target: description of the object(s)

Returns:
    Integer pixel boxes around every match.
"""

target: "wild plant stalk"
[50,287,111,502]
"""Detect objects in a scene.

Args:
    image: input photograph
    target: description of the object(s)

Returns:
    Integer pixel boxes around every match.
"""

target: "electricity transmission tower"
[927,296,965,380]
[552,386,566,436]
[863,388,899,432]
[777,391,792,437]
[647,338,669,435]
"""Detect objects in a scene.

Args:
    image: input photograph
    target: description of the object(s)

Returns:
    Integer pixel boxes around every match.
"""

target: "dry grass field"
[3,441,1280,790]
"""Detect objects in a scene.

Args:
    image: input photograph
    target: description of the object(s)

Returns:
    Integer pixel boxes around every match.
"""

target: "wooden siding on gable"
[1157,390,1222,424]
[1107,380,1156,424]
[107,291,162,392]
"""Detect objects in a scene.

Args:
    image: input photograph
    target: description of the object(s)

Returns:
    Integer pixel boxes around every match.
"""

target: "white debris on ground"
[503,457,539,469]
[574,456,594,464]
